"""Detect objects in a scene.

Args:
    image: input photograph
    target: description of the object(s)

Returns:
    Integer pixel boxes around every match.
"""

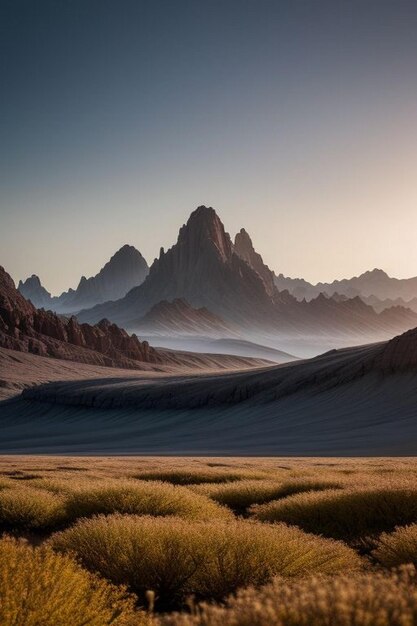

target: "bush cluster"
[251,488,417,539]
[50,514,360,610]
[158,567,417,626]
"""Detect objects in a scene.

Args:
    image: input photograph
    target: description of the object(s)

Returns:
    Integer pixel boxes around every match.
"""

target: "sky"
[1,0,417,295]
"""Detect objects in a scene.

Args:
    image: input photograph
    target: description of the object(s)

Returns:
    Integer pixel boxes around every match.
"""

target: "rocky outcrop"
[0,266,159,368]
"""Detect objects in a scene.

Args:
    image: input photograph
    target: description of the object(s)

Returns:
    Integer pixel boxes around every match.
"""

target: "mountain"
[135,298,232,336]
[18,245,149,313]
[58,244,149,311]
[76,206,417,345]
[275,268,417,303]
[18,275,53,309]
[7,324,417,454]
[78,206,287,327]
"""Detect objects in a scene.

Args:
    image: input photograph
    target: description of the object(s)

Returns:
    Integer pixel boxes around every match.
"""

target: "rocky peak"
[18,274,52,308]
[234,227,276,297]
[177,205,233,263]
[18,274,42,289]
[361,268,389,279]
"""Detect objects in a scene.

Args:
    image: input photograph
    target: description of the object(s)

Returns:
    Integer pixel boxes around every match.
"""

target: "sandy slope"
[1,336,417,454]
[0,347,270,400]
[138,336,299,363]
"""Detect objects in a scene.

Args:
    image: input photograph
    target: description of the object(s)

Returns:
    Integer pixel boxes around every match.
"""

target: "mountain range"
[275,268,417,311]
[18,244,149,313]
[75,206,417,347]
[13,205,417,356]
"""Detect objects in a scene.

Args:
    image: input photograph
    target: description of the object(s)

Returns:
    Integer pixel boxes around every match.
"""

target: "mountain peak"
[178,205,233,262]
[17,273,52,308]
[112,244,142,259]
[362,268,389,278]
[18,274,42,288]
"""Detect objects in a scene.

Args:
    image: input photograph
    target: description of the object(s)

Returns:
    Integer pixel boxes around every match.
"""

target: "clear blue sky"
[1,0,417,294]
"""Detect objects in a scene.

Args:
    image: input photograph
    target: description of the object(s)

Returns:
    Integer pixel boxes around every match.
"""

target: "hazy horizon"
[2,0,417,293]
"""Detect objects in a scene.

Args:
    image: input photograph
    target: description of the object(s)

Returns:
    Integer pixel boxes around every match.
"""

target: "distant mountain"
[18,275,53,309]
[360,293,417,314]
[18,245,149,313]
[134,298,232,336]
[275,268,417,303]
[77,206,417,342]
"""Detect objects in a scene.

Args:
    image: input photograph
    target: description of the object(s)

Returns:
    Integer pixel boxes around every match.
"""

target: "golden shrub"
[0,536,150,626]
[251,487,417,539]
[50,514,361,610]
[0,486,66,531]
[192,479,343,514]
[373,523,417,567]
[134,469,264,485]
[157,567,417,626]
[64,480,232,522]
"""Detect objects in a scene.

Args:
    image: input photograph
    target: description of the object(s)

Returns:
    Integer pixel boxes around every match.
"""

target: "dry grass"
[63,480,232,522]
[0,456,417,620]
[157,566,417,626]
[251,487,417,539]
[0,486,66,532]
[50,514,361,610]
[373,523,417,567]
[133,469,266,485]
[191,479,343,514]
[0,535,149,626]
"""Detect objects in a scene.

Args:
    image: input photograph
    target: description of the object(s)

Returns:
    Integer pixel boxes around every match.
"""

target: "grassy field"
[1,456,417,624]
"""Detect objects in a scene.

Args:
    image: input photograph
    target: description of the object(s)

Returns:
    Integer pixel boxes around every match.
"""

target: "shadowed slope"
[2,326,416,455]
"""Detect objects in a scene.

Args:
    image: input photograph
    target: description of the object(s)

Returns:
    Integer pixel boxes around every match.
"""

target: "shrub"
[134,470,261,485]
[50,514,361,610]
[251,488,417,539]
[0,536,149,626]
[64,480,232,522]
[193,479,343,514]
[157,566,417,626]
[0,486,66,532]
[373,523,417,567]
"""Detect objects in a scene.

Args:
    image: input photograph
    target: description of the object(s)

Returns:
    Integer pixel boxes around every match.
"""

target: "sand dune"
[1,329,417,454]
[0,347,271,401]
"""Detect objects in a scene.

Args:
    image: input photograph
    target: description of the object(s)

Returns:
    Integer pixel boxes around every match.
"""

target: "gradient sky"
[1,0,417,294]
